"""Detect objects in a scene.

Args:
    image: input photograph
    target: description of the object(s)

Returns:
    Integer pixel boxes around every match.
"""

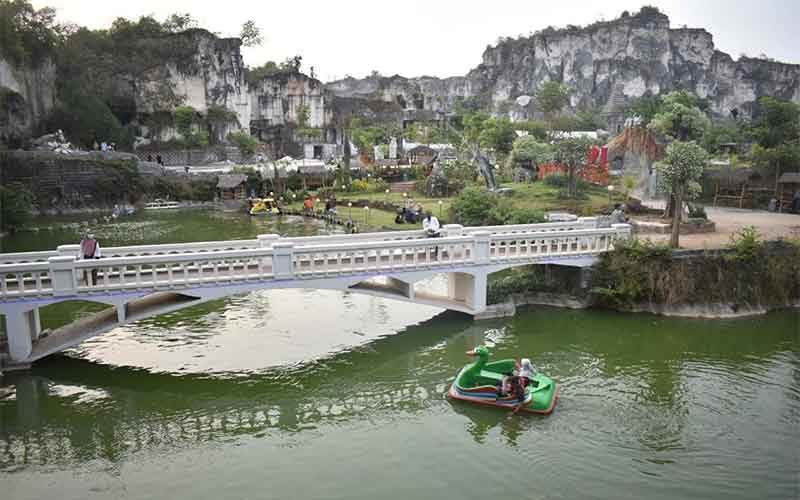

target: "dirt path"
[637,207,800,249]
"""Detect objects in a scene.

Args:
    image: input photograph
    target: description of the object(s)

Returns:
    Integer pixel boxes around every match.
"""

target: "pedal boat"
[448,345,559,415]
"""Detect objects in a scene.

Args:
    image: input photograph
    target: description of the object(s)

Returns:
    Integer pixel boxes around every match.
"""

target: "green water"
[1,210,798,500]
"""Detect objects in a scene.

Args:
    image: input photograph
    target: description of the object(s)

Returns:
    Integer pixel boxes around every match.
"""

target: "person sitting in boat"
[497,375,526,401]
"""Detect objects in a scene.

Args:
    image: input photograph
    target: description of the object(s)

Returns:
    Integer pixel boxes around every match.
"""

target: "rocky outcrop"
[327,9,800,123]
[135,30,250,142]
[0,57,56,145]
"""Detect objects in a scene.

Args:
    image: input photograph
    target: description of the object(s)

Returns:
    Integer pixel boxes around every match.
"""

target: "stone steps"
[389,181,416,193]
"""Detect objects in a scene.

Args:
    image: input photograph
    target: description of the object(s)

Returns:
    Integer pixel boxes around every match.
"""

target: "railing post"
[48,255,77,296]
[442,224,463,237]
[612,223,633,240]
[57,244,81,258]
[473,231,491,264]
[257,234,280,248]
[578,217,598,229]
[272,242,295,279]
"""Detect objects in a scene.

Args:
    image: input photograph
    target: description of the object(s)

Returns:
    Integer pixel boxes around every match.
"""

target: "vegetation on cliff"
[591,230,800,310]
[487,229,799,313]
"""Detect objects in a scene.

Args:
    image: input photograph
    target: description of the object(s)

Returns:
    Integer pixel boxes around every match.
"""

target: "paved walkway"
[639,207,800,249]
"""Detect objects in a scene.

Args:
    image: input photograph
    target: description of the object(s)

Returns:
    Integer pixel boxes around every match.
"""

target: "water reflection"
[1,308,796,475]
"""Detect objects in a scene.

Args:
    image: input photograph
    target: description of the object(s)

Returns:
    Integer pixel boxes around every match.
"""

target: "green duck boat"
[448,345,559,414]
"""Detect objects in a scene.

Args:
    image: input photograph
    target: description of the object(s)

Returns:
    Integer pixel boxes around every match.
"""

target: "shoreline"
[476,292,800,320]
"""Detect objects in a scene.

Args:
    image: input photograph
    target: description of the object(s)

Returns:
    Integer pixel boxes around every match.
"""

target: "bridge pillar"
[473,231,491,264]
[48,255,78,296]
[272,242,295,280]
[4,307,40,362]
[448,272,487,313]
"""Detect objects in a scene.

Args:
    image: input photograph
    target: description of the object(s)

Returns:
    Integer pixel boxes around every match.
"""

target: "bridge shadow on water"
[0,309,485,469]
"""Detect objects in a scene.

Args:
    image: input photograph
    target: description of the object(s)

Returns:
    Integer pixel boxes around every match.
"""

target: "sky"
[34,0,799,82]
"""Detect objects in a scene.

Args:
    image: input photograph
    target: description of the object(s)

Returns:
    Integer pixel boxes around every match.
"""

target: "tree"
[296,103,310,128]
[0,183,33,232]
[702,123,745,154]
[513,120,549,140]
[279,55,302,73]
[535,81,571,120]
[163,13,197,33]
[240,20,262,47]
[0,0,62,66]
[479,116,516,156]
[509,136,553,170]
[625,94,663,126]
[648,91,710,141]
[749,96,800,192]
[174,105,196,138]
[245,61,279,84]
[227,131,257,157]
[575,106,604,130]
[554,136,595,197]
[656,141,708,247]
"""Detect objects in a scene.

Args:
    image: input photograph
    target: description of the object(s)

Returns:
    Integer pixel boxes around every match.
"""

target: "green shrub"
[0,183,34,232]
[726,226,762,262]
[227,131,258,157]
[450,187,496,225]
[352,179,370,192]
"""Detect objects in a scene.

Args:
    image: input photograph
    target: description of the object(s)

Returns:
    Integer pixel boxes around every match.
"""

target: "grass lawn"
[282,181,627,232]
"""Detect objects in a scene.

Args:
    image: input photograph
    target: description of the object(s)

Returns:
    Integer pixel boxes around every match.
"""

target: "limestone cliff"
[0,57,56,145]
[134,29,250,142]
[327,9,800,125]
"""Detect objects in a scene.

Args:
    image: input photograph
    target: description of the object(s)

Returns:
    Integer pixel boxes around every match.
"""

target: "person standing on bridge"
[423,210,441,259]
[79,232,102,286]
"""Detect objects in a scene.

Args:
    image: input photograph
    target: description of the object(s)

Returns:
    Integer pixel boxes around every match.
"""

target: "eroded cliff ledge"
[327,9,800,124]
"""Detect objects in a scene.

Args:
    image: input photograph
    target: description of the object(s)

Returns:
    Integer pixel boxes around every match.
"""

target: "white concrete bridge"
[0,219,631,368]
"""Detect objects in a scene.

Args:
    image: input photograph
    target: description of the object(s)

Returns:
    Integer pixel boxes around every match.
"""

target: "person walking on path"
[79,232,102,286]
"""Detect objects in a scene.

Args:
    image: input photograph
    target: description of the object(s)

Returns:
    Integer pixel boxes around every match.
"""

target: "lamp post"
[438,199,443,218]
[348,201,353,220]
[385,188,390,205]
[364,205,370,224]
[607,185,615,208]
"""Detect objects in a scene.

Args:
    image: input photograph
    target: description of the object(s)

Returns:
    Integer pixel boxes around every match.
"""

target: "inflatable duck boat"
[448,345,559,415]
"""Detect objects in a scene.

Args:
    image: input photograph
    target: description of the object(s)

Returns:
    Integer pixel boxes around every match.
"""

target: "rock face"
[134,30,250,142]
[0,57,56,145]
[327,9,800,125]
[3,8,799,151]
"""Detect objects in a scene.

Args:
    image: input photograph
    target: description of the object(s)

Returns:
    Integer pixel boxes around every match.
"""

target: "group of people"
[498,358,537,407]
[93,141,116,152]
[145,154,164,165]
[394,199,424,224]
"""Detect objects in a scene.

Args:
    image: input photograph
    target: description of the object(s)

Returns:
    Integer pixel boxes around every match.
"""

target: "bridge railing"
[291,235,477,278]
[0,223,631,299]
[0,219,599,264]
[488,225,629,262]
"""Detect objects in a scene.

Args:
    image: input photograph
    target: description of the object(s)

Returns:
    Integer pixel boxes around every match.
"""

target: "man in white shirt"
[422,211,441,259]
[422,211,440,236]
